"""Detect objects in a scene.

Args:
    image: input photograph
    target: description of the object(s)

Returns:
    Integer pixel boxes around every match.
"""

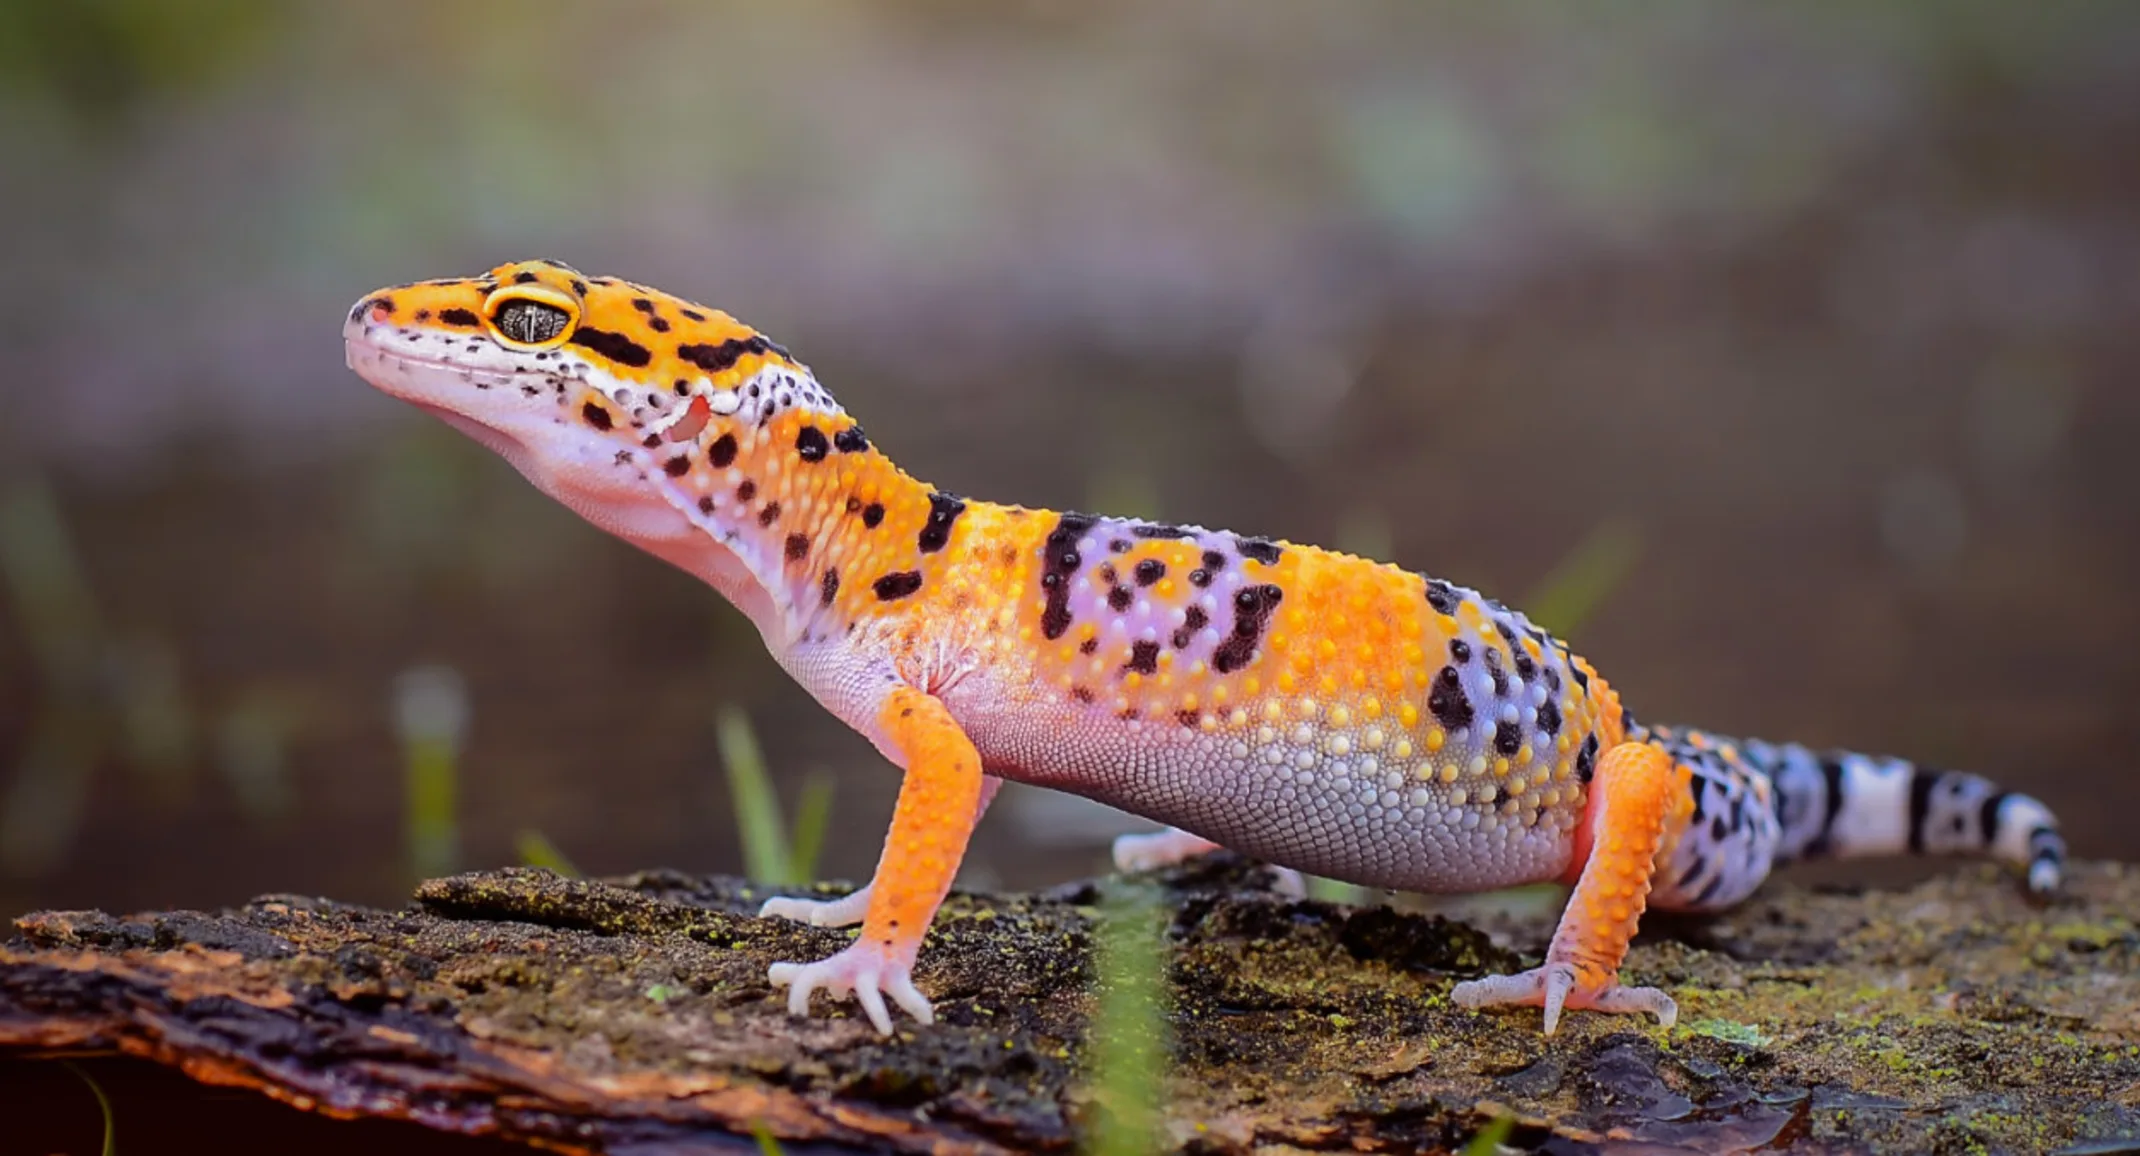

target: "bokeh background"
[2,2,2136,928]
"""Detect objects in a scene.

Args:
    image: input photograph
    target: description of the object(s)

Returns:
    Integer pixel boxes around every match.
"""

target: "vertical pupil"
[498,300,566,343]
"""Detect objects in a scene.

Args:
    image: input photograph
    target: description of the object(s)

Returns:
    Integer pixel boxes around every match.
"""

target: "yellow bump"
[1124,673,1143,690]
[1362,697,1384,721]
[1180,693,1200,711]
[1438,764,1459,784]
[1478,784,1497,804]
[1392,739,1413,760]
[1277,672,1296,694]
[1517,743,1533,766]
[1399,703,1420,728]
[1229,708,1249,727]
[1450,787,1468,806]
[1295,699,1318,720]
[1416,764,1436,782]
[1318,638,1337,659]
[1262,700,1283,722]
[1244,677,1261,697]
[1494,757,1509,777]
[1383,671,1404,693]
[1508,776,1527,796]
[1363,727,1384,751]
[1329,736,1351,756]
[1426,727,1445,752]
[1558,733,1574,753]
[1469,755,1488,776]
[1330,706,1353,728]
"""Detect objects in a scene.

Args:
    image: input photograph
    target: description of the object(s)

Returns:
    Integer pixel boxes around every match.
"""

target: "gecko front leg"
[761,775,1003,927]
[768,686,983,1034]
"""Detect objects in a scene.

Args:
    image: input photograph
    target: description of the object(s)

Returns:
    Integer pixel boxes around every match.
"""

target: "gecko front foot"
[759,884,872,928]
[768,939,931,1035]
[1451,962,1677,1036]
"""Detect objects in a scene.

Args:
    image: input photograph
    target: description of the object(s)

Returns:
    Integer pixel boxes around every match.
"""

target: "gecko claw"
[768,940,933,1035]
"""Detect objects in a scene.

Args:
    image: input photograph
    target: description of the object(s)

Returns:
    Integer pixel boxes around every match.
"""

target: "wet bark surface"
[3,858,2137,1154]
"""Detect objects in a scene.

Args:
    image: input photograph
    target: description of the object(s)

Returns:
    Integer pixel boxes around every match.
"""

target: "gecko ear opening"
[481,283,579,350]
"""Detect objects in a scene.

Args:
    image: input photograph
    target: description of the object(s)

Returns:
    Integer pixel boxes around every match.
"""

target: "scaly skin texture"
[344,261,2068,1036]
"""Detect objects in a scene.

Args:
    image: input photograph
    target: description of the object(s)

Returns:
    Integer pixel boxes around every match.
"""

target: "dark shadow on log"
[3,858,2138,1153]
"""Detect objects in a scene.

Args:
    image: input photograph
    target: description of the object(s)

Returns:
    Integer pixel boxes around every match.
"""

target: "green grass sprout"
[393,666,468,881]
[515,828,582,876]
[1087,885,1169,1156]
[1522,520,1641,637]
[61,1059,116,1156]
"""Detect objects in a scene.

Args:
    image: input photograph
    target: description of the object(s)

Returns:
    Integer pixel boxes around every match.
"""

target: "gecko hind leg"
[1452,740,1683,1035]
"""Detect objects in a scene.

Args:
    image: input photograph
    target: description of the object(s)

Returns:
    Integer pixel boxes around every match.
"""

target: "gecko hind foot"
[1451,962,1677,1036]
[759,884,872,928]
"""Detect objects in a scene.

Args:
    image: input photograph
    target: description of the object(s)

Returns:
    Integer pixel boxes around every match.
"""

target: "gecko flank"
[345,261,2065,1036]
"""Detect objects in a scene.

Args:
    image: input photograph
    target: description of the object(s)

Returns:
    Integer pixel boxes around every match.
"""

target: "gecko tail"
[1641,724,2064,908]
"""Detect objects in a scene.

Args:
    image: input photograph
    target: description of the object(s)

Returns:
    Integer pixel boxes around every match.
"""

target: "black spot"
[1176,710,1200,728]
[1449,639,1472,663]
[1124,641,1160,675]
[438,307,480,328]
[1188,569,1211,587]
[834,425,870,453]
[569,327,653,368]
[736,479,756,501]
[1235,536,1282,566]
[681,308,706,321]
[918,492,966,554]
[632,297,656,313]
[1213,584,1282,673]
[569,278,588,297]
[1116,707,1140,722]
[1575,735,1599,784]
[697,495,715,514]
[581,402,613,430]
[1424,578,1459,615]
[1071,686,1096,704]
[677,334,787,374]
[649,317,670,332]
[795,426,830,462]
[642,434,662,449]
[1131,522,1196,540]
[861,502,886,529]
[820,568,840,605]
[1097,563,1118,585]
[785,533,809,562]
[1172,605,1208,649]
[758,502,782,527]
[1482,648,1509,697]
[1494,719,1522,757]
[1428,667,1474,732]
[1906,767,1939,855]
[1079,637,1098,655]
[1040,513,1097,640]
[1494,619,1523,651]
[1537,698,1561,736]
[1134,559,1165,586]
[873,571,923,601]
[1109,539,1131,554]
[1107,586,1133,612]
[513,271,538,284]
[1513,650,1537,680]
[707,434,737,468]
[1202,550,1226,570]
[664,455,691,477]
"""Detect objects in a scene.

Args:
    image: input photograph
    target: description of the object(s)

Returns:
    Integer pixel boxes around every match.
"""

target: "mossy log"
[3,858,2137,1153]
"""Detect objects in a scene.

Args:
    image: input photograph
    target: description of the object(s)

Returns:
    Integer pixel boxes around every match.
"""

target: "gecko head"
[343,259,847,549]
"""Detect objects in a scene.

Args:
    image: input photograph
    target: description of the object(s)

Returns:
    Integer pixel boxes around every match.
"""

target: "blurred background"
[1,1,2136,927]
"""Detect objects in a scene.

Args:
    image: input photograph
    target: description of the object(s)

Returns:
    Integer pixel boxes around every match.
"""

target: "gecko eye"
[480,284,579,350]
[493,298,571,345]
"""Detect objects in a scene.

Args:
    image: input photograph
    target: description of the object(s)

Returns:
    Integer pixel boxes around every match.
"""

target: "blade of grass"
[393,666,467,881]
[1087,885,1168,1156]
[515,829,581,876]
[717,706,795,885]
[787,769,835,882]
[1523,520,1641,638]
[1460,1112,1513,1156]
[60,1059,116,1156]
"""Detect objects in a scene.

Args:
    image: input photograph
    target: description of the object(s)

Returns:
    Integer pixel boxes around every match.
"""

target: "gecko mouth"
[345,339,572,460]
